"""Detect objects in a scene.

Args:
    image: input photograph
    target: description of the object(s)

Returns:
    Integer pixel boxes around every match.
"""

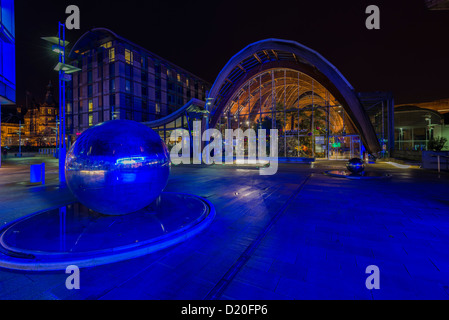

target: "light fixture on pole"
[42,23,80,186]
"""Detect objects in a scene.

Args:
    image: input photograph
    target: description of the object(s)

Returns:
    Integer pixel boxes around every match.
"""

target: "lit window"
[186,78,189,87]
[125,80,132,93]
[109,48,115,63]
[89,113,93,127]
[125,49,133,65]
[101,41,112,49]
[155,103,161,114]
[177,73,181,82]
[89,99,93,112]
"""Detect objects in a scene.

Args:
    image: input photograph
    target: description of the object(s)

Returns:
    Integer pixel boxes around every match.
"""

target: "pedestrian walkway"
[0,158,448,300]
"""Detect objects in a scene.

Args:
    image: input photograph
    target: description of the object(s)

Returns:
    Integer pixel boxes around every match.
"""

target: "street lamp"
[42,23,80,185]
[3,113,24,157]
[17,120,23,157]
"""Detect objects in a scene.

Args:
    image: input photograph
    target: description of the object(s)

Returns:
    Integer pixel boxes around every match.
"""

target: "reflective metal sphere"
[65,120,170,216]
[346,158,365,174]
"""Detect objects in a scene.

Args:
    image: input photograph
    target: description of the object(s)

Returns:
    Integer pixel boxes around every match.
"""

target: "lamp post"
[4,113,24,157]
[42,22,80,185]
[18,120,22,157]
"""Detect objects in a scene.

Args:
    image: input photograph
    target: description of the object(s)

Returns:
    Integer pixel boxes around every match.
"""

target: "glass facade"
[394,106,447,151]
[215,68,360,159]
[0,0,15,167]
[359,92,395,158]
[0,0,15,105]
[152,114,191,150]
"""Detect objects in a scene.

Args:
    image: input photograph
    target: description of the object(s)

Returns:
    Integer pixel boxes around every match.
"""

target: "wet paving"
[0,157,449,299]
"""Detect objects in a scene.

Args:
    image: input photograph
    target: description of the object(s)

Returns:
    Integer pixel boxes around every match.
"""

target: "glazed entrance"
[216,68,362,160]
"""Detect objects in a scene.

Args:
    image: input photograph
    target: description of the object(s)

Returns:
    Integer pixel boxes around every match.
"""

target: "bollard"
[42,163,45,185]
[30,163,46,185]
[437,155,440,173]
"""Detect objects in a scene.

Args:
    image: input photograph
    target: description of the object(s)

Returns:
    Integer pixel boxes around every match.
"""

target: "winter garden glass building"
[146,39,384,160]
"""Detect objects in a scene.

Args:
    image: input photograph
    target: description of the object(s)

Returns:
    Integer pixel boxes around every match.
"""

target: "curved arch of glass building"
[145,39,381,160]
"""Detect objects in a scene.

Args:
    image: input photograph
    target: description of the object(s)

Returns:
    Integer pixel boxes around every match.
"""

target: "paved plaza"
[0,156,448,300]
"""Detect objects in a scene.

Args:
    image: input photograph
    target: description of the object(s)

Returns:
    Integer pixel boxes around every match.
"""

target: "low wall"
[422,151,449,171]
[38,148,58,156]
[392,150,422,162]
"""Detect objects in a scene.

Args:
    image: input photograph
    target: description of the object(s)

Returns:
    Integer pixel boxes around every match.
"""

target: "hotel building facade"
[67,28,210,142]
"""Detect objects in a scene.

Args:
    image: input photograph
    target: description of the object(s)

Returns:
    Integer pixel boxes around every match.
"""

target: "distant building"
[0,0,15,165]
[23,82,58,147]
[395,98,449,152]
[396,98,449,120]
[66,28,211,142]
[0,119,21,147]
[395,105,449,151]
[1,82,58,148]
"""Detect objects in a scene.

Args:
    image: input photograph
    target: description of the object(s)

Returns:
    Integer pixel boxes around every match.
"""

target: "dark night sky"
[15,0,449,107]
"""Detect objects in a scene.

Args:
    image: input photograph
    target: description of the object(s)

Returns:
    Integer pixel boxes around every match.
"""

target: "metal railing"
[38,148,58,157]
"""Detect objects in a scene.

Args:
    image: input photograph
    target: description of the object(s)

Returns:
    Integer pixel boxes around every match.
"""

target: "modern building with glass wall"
[0,0,15,167]
[67,28,210,142]
[358,91,395,158]
[146,39,383,160]
[395,105,448,151]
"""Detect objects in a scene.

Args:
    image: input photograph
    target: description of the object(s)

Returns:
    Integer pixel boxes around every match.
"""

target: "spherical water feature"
[0,120,216,271]
[346,158,365,174]
[65,120,170,215]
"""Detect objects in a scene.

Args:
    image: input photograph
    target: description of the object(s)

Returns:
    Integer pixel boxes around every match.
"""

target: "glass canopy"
[215,68,360,159]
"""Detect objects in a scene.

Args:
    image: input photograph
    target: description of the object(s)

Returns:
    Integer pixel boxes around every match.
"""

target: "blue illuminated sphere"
[65,120,170,215]
[346,158,365,174]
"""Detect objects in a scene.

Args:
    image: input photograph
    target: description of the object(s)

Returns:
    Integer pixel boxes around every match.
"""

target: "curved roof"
[395,105,443,127]
[206,39,381,154]
[144,99,206,128]
[69,28,118,59]
[68,28,210,83]
[395,105,442,114]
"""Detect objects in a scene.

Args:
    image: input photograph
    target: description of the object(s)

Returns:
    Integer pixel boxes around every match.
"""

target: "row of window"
[80,61,205,99]
[69,96,163,115]
[84,68,200,97]
[82,42,207,91]
[70,109,161,127]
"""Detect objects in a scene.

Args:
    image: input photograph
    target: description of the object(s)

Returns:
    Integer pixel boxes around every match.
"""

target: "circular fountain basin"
[0,192,215,271]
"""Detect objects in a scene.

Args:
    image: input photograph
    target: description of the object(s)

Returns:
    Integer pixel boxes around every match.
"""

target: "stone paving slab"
[0,158,448,300]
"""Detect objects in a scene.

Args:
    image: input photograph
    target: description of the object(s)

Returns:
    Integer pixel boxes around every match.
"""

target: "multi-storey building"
[67,28,210,141]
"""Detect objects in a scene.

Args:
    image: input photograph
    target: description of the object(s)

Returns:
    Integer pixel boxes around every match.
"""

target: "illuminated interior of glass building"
[214,68,360,159]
